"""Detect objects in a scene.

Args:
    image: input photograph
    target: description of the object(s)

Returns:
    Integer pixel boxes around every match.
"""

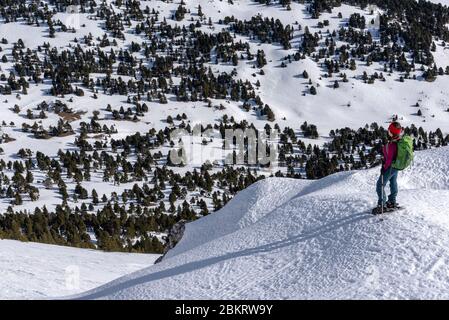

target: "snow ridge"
[72,146,449,300]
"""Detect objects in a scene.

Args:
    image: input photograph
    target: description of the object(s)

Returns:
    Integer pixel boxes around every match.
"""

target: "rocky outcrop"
[155,220,187,264]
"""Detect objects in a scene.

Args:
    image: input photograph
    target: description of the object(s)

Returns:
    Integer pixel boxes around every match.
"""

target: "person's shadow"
[76,211,370,299]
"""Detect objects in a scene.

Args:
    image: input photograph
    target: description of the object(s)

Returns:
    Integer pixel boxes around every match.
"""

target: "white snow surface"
[430,0,449,5]
[72,146,449,300]
[0,240,160,299]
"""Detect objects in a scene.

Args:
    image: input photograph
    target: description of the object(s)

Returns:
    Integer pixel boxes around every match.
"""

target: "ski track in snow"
[68,146,449,300]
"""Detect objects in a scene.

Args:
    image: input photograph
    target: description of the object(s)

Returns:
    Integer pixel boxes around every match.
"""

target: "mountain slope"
[73,146,449,299]
[0,0,449,254]
[0,240,159,299]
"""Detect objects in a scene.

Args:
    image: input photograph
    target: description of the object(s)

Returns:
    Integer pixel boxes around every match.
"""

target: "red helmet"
[388,122,402,136]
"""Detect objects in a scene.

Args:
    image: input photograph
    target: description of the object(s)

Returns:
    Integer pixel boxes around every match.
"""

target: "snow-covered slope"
[71,146,449,300]
[1,0,449,300]
[0,240,159,299]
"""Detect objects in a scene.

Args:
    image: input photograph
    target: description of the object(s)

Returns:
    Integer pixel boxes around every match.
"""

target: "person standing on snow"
[373,122,403,214]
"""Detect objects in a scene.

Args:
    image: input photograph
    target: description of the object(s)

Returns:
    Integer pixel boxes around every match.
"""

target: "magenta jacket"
[382,142,398,171]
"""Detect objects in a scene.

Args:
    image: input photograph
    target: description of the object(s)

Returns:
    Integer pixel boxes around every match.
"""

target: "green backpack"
[392,135,414,170]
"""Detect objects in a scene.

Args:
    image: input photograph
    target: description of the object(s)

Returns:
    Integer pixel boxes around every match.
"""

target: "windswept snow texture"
[0,240,159,299]
[73,147,449,300]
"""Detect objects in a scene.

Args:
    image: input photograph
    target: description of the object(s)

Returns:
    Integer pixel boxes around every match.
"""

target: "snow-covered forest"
[0,0,449,299]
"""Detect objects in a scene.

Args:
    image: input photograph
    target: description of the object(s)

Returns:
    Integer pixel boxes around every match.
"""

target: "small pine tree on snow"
[232,54,238,66]
[333,81,339,89]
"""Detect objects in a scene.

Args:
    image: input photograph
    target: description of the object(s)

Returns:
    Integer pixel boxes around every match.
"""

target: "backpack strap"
[393,140,398,160]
